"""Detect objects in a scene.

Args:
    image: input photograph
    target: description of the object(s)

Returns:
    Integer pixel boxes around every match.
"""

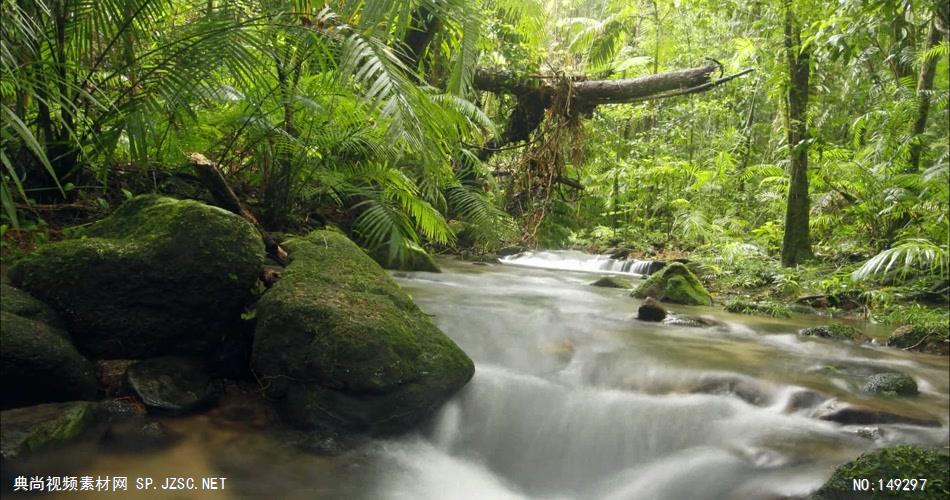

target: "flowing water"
[12,255,949,499]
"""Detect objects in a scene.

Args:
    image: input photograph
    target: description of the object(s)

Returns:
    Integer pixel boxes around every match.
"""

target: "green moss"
[887,324,949,355]
[724,299,791,318]
[863,372,918,396]
[632,262,712,306]
[811,446,949,499]
[1,401,97,459]
[9,195,264,358]
[799,324,864,341]
[251,229,474,434]
[0,284,65,329]
[1,310,98,408]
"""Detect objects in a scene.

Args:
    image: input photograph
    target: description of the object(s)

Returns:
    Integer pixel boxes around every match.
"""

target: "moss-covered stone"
[1,402,98,459]
[811,446,949,500]
[887,325,949,356]
[1,284,65,330]
[1,310,98,409]
[126,357,218,414]
[251,229,474,435]
[631,262,712,306]
[9,195,265,359]
[590,276,632,288]
[372,246,442,272]
[863,372,918,396]
[799,324,866,342]
[724,299,791,318]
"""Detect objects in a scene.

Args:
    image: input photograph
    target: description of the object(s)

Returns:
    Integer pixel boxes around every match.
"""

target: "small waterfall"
[499,250,661,276]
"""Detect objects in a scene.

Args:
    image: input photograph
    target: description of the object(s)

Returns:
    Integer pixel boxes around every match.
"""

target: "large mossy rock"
[631,262,712,306]
[1,402,99,459]
[9,195,265,359]
[1,305,98,409]
[811,446,949,499]
[251,229,474,435]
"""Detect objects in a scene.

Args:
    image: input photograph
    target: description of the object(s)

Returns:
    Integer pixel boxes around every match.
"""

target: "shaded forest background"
[1,0,948,327]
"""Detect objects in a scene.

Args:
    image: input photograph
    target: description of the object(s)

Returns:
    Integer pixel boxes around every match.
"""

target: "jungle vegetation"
[1,0,948,330]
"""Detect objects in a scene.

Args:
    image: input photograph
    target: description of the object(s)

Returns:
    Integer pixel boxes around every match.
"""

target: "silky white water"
[16,256,948,499]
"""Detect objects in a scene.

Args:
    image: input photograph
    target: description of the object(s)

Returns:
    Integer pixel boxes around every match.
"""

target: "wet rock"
[1,402,99,459]
[590,276,632,288]
[690,375,768,406]
[126,357,217,414]
[496,246,526,257]
[1,283,65,329]
[100,420,178,452]
[8,195,265,359]
[637,297,667,322]
[810,399,940,427]
[631,262,712,306]
[855,427,883,440]
[663,314,724,328]
[1,310,99,409]
[798,324,866,342]
[783,389,826,413]
[863,372,918,396]
[887,325,950,356]
[811,445,949,500]
[99,398,147,418]
[96,360,136,397]
[251,229,475,435]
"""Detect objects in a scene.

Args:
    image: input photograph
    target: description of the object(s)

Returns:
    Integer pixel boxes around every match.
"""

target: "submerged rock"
[126,357,217,414]
[1,310,98,409]
[863,372,918,396]
[631,262,712,306]
[637,297,667,322]
[9,195,265,359]
[590,276,632,288]
[1,402,99,459]
[811,445,949,500]
[810,399,939,427]
[251,229,475,435]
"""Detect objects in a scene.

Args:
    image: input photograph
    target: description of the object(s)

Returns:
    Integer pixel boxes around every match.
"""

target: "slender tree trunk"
[781,1,813,267]
[907,15,942,172]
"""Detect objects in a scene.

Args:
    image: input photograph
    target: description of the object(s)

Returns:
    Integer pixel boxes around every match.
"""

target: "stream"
[13,253,949,499]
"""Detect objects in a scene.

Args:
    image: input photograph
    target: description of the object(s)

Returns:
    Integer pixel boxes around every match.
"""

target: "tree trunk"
[907,15,943,172]
[781,1,813,267]
[474,64,752,160]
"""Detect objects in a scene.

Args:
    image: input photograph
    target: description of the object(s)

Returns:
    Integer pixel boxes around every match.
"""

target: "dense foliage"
[2,0,948,325]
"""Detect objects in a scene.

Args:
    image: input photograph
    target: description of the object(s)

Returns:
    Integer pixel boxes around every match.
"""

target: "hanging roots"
[505,76,587,245]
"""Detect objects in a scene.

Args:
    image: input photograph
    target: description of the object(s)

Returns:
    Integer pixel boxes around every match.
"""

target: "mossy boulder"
[1,284,65,329]
[1,309,98,409]
[887,325,949,355]
[811,446,949,500]
[9,195,265,359]
[631,262,712,306]
[251,229,474,435]
[799,324,866,342]
[590,276,632,288]
[1,401,99,459]
[863,372,918,396]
